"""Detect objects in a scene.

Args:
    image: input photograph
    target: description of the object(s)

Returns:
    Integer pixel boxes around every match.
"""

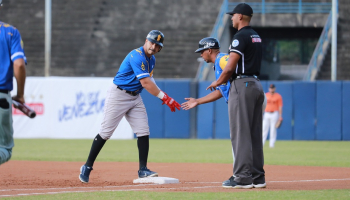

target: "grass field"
[12,139,350,167]
[4,139,350,199]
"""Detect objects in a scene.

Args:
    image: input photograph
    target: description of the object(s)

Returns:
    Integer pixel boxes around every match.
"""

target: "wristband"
[157,91,165,99]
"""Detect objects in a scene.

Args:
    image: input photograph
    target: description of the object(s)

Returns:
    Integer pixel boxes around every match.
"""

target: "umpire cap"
[146,30,164,47]
[226,3,253,17]
[195,37,220,53]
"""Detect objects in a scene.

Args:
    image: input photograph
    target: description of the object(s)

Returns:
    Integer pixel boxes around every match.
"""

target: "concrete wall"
[317,0,350,80]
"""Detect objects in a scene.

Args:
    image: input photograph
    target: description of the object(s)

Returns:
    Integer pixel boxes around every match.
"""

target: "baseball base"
[133,177,179,184]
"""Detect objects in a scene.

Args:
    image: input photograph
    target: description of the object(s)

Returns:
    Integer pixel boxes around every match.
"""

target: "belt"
[236,75,257,79]
[266,111,277,113]
[117,86,139,96]
[0,90,9,94]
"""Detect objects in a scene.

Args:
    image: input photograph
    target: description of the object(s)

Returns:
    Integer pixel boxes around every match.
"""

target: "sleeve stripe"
[229,49,243,56]
[11,52,24,60]
[136,73,150,78]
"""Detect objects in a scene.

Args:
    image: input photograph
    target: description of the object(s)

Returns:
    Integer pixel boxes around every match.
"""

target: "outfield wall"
[11,78,350,140]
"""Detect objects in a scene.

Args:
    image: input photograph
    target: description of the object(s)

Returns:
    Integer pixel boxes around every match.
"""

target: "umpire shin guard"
[137,135,149,170]
[85,134,106,167]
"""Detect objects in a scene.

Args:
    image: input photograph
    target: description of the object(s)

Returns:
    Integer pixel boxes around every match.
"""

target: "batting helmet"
[195,37,220,53]
[146,30,164,49]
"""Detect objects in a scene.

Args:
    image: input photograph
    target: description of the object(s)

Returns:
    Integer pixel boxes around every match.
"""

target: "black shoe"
[138,167,158,178]
[253,178,266,188]
[253,181,266,188]
[222,176,253,189]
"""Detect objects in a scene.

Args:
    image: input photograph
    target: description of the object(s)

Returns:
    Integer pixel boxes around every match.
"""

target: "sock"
[85,134,106,167]
[137,135,149,170]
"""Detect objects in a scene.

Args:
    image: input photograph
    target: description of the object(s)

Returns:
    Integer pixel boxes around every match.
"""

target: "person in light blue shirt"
[0,1,27,165]
[79,30,181,183]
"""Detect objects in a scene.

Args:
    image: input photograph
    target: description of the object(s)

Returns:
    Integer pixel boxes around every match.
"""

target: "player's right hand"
[181,98,199,110]
[12,95,25,104]
[161,92,181,112]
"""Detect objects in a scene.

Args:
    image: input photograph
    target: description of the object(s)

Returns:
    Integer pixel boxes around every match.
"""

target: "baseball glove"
[275,119,283,128]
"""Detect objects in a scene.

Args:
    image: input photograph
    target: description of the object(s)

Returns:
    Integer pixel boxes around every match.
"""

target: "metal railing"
[196,0,228,81]
[304,11,333,81]
[228,1,332,14]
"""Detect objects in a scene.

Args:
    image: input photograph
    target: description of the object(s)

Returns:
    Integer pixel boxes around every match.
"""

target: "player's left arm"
[278,94,283,120]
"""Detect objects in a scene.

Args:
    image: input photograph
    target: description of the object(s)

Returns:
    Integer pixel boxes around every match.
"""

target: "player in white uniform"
[79,30,181,183]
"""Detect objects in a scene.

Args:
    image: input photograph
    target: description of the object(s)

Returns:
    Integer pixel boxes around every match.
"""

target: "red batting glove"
[161,92,181,112]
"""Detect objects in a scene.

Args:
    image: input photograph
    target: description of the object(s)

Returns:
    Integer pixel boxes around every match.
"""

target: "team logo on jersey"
[252,38,262,43]
[141,62,145,70]
[219,55,229,70]
[157,35,161,42]
[232,39,239,47]
[136,49,143,56]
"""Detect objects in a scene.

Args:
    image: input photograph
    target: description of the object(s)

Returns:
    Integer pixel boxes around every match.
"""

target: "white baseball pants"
[262,111,279,147]
[99,84,150,140]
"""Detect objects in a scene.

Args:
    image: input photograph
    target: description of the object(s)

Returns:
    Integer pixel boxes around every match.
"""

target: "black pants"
[228,77,265,184]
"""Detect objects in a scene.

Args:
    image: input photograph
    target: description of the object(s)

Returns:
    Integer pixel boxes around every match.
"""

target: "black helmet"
[195,37,220,53]
[146,30,164,48]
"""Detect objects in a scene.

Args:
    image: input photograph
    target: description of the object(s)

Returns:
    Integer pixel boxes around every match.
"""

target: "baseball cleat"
[222,176,253,189]
[138,167,158,178]
[79,165,93,183]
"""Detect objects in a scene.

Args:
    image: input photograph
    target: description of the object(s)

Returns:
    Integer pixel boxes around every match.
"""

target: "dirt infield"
[1,161,350,197]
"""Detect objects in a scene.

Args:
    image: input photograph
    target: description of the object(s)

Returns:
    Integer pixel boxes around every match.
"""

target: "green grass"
[4,189,350,200]
[12,139,350,167]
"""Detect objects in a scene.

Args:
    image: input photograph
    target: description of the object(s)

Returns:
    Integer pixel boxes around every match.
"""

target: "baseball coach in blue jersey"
[79,30,181,183]
[182,37,230,110]
[0,1,27,165]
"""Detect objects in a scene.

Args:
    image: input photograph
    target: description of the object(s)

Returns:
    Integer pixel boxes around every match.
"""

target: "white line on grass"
[0,183,161,192]
[269,178,350,183]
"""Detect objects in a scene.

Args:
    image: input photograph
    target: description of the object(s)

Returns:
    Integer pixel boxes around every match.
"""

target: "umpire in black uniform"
[207,3,265,189]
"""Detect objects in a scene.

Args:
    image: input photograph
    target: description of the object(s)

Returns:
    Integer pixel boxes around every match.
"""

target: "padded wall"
[163,80,191,138]
[342,82,350,140]
[196,81,215,139]
[316,81,342,140]
[293,82,316,140]
[214,98,230,139]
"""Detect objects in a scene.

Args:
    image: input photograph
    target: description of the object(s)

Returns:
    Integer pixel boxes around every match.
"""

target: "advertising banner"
[11,77,133,139]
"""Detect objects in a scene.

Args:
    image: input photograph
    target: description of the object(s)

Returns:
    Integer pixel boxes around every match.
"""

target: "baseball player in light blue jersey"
[79,30,181,183]
[182,37,230,109]
[0,1,27,165]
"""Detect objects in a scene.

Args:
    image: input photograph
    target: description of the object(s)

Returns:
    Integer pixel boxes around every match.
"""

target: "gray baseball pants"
[99,84,150,140]
[228,77,265,184]
[0,92,14,165]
